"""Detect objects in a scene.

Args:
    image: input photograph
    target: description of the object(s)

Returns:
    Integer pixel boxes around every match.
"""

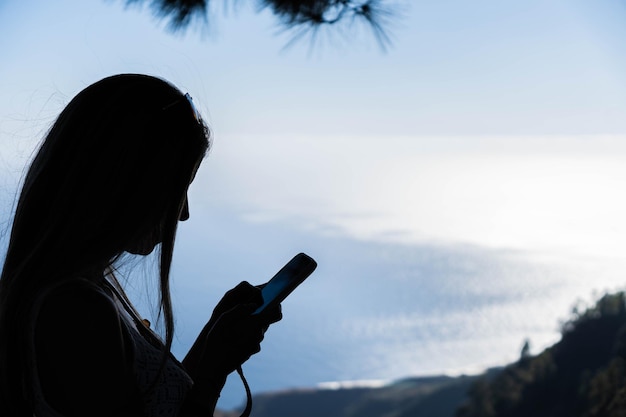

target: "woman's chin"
[125,242,158,256]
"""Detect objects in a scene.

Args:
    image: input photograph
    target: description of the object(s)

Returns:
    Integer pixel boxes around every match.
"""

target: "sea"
[157,204,626,410]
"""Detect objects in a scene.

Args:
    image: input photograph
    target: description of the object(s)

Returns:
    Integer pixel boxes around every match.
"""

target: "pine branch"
[119,0,397,48]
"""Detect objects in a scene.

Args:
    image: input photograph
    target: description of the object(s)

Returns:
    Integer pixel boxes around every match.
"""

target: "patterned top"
[109,281,194,417]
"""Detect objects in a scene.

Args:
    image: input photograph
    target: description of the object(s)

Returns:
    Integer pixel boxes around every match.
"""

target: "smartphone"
[253,253,317,315]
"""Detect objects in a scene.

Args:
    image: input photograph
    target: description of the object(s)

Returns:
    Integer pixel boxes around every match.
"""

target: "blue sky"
[4,0,626,138]
[5,0,626,410]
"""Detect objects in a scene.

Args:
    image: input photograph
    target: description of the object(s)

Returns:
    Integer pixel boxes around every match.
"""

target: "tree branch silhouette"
[121,0,397,49]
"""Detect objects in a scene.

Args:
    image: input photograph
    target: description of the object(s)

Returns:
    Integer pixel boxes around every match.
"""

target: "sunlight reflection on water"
[167,208,626,409]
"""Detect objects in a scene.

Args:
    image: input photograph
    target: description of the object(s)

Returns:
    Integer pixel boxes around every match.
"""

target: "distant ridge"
[216,371,500,417]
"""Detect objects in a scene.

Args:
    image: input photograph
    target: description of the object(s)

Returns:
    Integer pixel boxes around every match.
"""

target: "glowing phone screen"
[253,253,316,314]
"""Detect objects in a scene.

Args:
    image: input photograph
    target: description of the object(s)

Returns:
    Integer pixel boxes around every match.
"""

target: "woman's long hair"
[0,74,210,415]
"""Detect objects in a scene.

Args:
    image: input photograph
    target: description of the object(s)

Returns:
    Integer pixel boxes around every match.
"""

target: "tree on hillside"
[120,0,397,48]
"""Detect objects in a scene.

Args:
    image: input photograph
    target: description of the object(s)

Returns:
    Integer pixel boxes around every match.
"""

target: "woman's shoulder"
[37,278,118,322]
[34,277,131,355]
[33,278,144,416]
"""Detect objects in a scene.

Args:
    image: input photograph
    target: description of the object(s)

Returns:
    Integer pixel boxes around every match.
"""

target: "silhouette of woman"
[0,74,280,417]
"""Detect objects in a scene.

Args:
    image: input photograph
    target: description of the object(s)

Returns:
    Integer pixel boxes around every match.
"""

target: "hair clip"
[162,93,202,124]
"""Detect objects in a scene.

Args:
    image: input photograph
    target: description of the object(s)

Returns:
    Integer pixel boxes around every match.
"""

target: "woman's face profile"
[125,118,203,256]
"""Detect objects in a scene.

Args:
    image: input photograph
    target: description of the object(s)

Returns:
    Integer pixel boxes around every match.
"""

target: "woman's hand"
[182,281,282,383]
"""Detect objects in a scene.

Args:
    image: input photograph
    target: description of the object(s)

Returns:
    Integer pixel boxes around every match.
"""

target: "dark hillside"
[457,292,626,417]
